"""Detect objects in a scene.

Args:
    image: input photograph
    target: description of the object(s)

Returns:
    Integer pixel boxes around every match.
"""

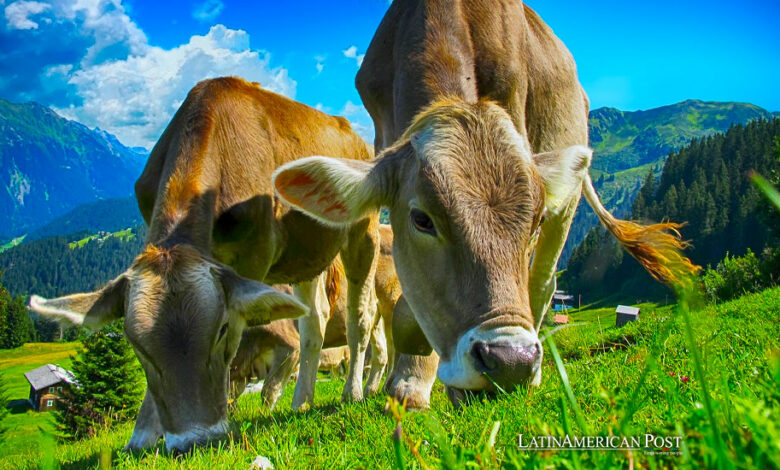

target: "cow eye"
[217,323,229,341]
[410,209,436,236]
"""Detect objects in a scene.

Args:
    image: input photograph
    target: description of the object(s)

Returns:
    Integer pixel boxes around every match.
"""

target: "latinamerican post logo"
[518,434,683,455]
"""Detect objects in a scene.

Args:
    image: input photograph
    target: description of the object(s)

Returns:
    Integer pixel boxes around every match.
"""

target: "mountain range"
[0,99,147,238]
[0,98,777,268]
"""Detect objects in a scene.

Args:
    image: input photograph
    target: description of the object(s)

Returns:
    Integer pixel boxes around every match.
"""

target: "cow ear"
[28,274,128,330]
[221,270,308,325]
[533,145,592,214]
[273,157,382,226]
[392,296,433,355]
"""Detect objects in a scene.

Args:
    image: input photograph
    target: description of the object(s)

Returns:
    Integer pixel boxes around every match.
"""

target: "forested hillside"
[560,100,776,266]
[0,226,146,298]
[27,197,143,242]
[561,118,780,301]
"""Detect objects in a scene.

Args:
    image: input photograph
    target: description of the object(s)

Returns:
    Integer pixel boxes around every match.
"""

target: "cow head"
[29,244,307,452]
[273,100,590,392]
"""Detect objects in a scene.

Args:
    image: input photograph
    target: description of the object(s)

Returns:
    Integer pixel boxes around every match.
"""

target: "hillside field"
[1,288,778,469]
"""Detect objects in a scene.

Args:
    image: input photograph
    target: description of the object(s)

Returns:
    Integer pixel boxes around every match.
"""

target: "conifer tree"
[56,321,144,438]
[0,279,34,349]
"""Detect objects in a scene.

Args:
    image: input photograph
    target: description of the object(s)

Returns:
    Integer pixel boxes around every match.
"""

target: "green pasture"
[1,288,778,469]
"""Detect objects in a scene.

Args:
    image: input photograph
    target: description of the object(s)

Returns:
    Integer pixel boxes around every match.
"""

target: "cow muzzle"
[164,420,228,454]
[438,325,542,390]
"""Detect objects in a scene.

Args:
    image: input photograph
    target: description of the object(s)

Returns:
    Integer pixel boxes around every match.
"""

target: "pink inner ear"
[276,168,351,222]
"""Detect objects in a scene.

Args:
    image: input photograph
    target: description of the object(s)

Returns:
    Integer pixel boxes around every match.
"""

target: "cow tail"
[581,174,701,287]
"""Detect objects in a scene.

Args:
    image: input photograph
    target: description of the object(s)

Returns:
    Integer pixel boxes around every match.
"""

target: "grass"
[0,234,27,253]
[0,342,79,462]
[68,229,135,249]
[1,288,779,469]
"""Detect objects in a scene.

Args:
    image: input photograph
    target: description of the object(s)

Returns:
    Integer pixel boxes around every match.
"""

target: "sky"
[1,0,778,150]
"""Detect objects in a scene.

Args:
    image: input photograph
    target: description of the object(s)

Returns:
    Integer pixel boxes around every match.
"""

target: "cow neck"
[409,0,479,112]
[146,159,218,255]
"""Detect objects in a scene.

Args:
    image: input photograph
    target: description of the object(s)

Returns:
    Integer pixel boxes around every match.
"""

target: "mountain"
[0,99,147,237]
[561,118,780,301]
[560,100,777,267]
[26,197,143,242]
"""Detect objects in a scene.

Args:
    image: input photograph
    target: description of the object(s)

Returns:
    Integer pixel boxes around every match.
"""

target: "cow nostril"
[470,341,498,372]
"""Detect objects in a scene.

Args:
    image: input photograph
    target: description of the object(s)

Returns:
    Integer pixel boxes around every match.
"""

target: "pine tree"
[56,321,144,438]
[0,279,34,349]
[2,296,34,348]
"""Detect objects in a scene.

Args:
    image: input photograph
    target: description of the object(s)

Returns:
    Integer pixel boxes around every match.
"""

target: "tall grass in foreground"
[5,288,779,469]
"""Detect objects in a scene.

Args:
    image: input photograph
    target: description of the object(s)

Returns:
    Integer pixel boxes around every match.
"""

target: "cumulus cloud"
[0,0,149,106]
[314,55,325,74]
[4,0,49,29]
[192,0,223,23]
[0,0,295,149]
[57,25,296,149]
[339,100,374,142]
[342,45,365,67]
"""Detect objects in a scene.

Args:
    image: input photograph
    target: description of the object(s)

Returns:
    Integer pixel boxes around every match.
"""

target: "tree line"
[0,226,146,347]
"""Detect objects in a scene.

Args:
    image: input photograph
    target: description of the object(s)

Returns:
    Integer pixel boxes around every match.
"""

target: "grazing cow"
[230,225,401,403]
[28,77,380,452]
[273,0,698,408]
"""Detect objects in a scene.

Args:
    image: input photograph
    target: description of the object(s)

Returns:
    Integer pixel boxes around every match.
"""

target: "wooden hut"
[615,305,640,327]
[24,364,75,411]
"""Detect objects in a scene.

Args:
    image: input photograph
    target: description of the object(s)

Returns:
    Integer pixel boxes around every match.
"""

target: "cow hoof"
[445,386,467,407]
[341,388,364,403]
[384,376,431,411]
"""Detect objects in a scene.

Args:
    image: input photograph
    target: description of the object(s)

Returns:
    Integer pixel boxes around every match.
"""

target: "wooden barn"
[24,364,75,411]
[615,305,640,327]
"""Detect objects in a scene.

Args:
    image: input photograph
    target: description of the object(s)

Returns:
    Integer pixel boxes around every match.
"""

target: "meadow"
[1,287,778,469]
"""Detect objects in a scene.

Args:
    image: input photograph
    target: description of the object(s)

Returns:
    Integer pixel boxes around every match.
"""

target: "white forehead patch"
[496,117,533,163]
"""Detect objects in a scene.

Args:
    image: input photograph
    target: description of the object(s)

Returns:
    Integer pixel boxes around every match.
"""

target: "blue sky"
[1,0,778,149]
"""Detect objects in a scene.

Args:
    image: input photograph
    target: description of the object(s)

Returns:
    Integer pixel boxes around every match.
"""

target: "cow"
[28,76,381,452]
[272,0,698,409]
[230,225,401,404]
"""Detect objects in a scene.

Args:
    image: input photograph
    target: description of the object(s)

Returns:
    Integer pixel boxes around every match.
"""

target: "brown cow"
[230,225,401,404]
[29,77,381,452]
[273,0,697,408]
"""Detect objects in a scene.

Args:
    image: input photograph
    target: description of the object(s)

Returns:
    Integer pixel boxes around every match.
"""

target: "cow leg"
[125,388,163,450]
[340,215,380,402]
[382,309,395,377]
[384,352,439,410]
[262,345,299,410]
[364,313,388,395]
[528,195,580,385]
[291,273,330,410]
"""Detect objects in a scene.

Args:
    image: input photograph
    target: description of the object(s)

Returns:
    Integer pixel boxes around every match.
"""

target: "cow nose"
[470,341,540,387]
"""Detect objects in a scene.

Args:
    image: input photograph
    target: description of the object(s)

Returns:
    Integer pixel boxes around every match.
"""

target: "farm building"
[24,364,75,411]
[553,314,569,324]
[551,290,574,311]
[615,305,640,327]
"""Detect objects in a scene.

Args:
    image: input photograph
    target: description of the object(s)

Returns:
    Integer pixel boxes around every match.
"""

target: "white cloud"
[4,1,49,29]
[192,0,223,23]
[339,100,374,142]
[342,45,365,67]
[56,25,296,149]
[315,55,325,74]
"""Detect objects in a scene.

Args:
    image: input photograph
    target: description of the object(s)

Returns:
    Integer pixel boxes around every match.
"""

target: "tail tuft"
[582,175,700,290]
[611,219,701,286]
